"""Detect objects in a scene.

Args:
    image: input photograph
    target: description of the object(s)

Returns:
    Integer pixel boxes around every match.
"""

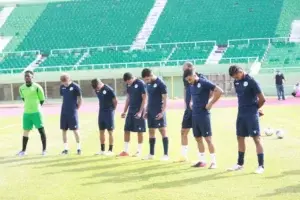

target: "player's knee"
[38,127,45,135]
[195,137,203,143]
[253,136,261,144]
[181,129,188,136]
[205,137,212,144]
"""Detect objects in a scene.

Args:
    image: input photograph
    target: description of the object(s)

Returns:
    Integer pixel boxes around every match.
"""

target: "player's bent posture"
[227,65,266,174]
[178,62,209,162]
[91,78,118,156]
[119,73,146,157]
[142,68,169,161]
[184,69,223,168]
[17,70,47,156]
[60,74,83,155]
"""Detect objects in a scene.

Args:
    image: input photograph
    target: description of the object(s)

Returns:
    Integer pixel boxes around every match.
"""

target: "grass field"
[0,99,300,200]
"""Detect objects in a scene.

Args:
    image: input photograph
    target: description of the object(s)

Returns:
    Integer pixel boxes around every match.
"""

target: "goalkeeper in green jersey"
[17,70,47,156]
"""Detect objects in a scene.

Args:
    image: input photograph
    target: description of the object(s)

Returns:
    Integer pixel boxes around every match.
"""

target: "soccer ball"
[264,128,274,136]
[276,129,284,139]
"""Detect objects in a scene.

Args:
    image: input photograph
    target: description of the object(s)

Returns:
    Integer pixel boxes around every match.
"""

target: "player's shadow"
[17,156,89,167]
[82,165,188,186]
[85,162,172,180]
[258,183,300,197]
[121,171,253,193]
[267,170,300,179]
[0,155,52,165]
[43,159,140,175]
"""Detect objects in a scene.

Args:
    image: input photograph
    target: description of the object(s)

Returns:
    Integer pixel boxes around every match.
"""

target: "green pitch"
[0,105,300,200]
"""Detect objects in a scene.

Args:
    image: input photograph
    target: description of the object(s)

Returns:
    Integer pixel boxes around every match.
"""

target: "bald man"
[60,74,83,155]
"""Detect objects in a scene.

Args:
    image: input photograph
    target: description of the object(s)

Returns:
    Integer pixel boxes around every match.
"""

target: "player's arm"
[253,80,266,109]
[205,80,223,110]
[123,94,130,114]
[161,93,167,113]
[282,75,285,83]
[110,88,118,110]
[19,86,24,101]
[37,85,45,105]
[76,86,83,109]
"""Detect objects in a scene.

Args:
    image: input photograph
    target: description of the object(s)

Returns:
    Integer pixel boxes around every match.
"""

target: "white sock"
[77,143,81,150]
[210,153,216,164]
[137,143,142,153]
[198,152,206,163]
[181,145,188,157]
[124,142,129,153]
[64,143,68,150]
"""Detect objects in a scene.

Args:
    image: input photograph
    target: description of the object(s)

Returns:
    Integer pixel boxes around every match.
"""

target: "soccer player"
[141,68,169,161]
[118,72,146,157]
[178,62,209,162]
[17,70,47,156]
[91,78,118,156]
[60,74,83,155]
[227,65,266,174]
[184,69,223,169]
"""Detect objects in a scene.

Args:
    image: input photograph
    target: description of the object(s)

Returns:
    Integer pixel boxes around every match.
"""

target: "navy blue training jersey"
[127,79,146,114]
[60,82,82,115]
[234,74,262,116]
[96,84,116,112]
[183,73,205,108]
[190,77,216,115]
[147,78,167,114]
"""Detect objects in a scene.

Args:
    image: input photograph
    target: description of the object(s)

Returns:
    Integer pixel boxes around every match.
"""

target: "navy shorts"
[98,111,115,131]
[192,113,212,138]
[60,114,79,130]
[124,114,146,133]
[147,112,167,129]
[236,114,260,137]
[182,109,192,129]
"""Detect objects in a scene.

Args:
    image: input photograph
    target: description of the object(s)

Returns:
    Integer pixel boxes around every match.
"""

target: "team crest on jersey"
[243,81,248,87]
[197,83,201,88]
[70,87,74,91]
[134,84,138,88]
[153,83,157,88]
[235,82,239,85]
[103,90,107,94]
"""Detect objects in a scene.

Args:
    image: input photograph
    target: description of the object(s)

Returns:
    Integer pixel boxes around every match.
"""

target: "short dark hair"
[24,70,34,75]
[91,78,100,89]
[183,69,194,79]
[123,72,133,82]
[228,65,243,77]
[141,68,152,78]
[183,62,193,68]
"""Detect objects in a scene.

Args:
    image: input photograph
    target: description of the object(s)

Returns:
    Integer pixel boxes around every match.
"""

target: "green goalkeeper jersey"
[19,83,45,113]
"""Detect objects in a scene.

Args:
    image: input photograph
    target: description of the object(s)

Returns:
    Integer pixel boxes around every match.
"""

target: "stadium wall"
[0,64,298,101]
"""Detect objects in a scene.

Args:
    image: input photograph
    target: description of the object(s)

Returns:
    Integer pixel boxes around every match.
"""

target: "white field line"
[0,124,18,130]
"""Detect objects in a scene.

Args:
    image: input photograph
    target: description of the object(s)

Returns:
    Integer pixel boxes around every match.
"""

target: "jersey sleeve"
[251,79,262,95]
[202,78,216,91]
[37,85,45,101]
[74,84,82,97]
[109,87,116,98]
[140,82,146,94]
[159,82,167,95]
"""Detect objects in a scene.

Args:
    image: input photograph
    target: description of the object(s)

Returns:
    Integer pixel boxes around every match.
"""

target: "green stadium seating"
[17,0,154,51]
[0,53,36,73]
[263,42,300,67]
[149,0,283,44]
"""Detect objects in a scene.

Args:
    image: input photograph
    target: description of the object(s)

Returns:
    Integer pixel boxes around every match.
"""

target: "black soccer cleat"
[77,149,82,155]
[61,150,69,155]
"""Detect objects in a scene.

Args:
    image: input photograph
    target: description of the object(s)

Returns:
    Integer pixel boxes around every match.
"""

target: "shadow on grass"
[0,155,57,165]
[267,170,300,179]
[43,159,141,175]
[258,183,300,197]
[120,171,254,193]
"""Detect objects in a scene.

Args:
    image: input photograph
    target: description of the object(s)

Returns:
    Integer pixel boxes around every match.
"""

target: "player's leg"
[60,114,69,155]
[202,114,216,169]
[145,128,156,160]
[33,112,47,155]
[159,127,169,161]
[280,85,285,100]
[249,114,264,174]
[96,129,106,155]
[119,114,132,156]
[228,117,247,171]
[276,85,281,100]
[135,132,143,157]
[73,129,81,155]
[192,116,206,167]
[105,111,115,155]
[179,109,192,161]
[18,113,33,156]
[133,116,146,157]
[106,130,114,155]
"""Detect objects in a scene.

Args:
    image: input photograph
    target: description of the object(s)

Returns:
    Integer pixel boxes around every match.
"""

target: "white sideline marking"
[0,124,18,130]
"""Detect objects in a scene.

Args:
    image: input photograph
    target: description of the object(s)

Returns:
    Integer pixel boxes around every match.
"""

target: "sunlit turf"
[0,105,300,200]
